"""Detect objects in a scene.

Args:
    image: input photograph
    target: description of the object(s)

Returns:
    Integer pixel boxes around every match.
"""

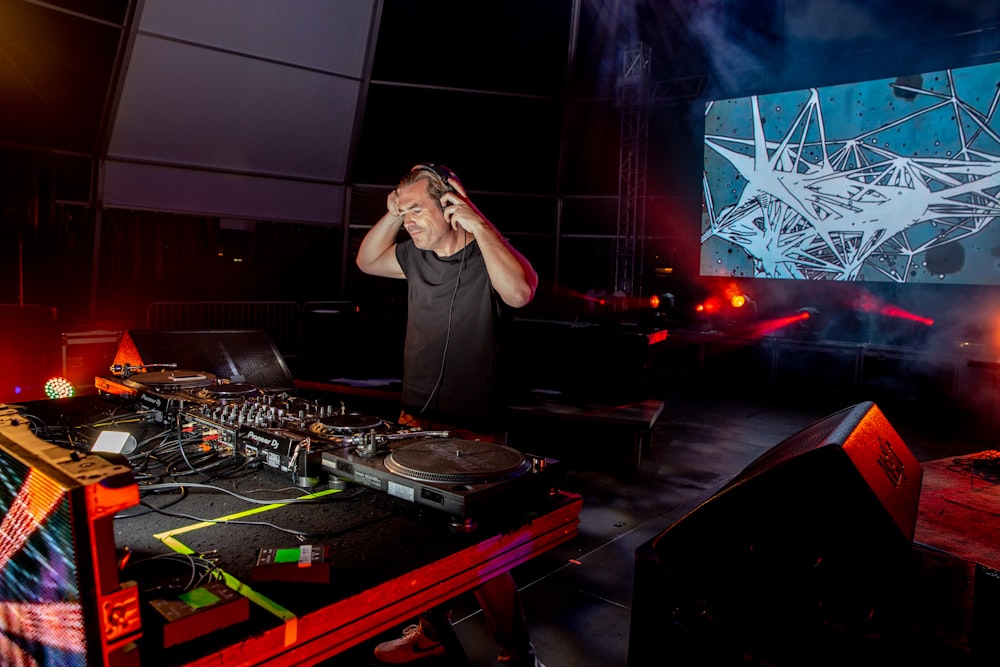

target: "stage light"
[692,292,759,332]
[793,307,821,339]
[649,293,675,311]
[797,306,819,322]
[43,377,75,399]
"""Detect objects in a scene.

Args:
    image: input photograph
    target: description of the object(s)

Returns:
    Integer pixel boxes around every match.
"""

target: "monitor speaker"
[112,329,295,391]
[628,401,923,666]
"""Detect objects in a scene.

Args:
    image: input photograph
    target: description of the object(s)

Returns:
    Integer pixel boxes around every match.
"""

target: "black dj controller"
[96,369,561,526]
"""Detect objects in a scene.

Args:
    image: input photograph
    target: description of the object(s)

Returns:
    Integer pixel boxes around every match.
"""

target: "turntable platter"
[124,370,216,389]
[384,439,531,484]
[310,413,387,435]
[196,383,261,401]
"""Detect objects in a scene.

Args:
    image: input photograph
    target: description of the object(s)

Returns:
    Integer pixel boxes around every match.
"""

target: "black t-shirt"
[395,239,508,431]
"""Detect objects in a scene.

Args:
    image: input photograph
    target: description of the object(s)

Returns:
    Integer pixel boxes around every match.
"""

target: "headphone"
[410,163,456,193]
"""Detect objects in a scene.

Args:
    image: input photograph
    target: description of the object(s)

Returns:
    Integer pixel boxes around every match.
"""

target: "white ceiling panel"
[135,0,373,77]
[103,160,344,223]
[104,0,375,224]
[108,34,357,179]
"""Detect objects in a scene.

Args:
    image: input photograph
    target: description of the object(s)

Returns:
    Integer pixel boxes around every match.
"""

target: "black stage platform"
[7,392,580,666]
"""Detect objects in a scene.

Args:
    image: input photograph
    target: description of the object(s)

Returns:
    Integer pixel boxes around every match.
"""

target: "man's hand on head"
[387,189,403,218]
[440,185,486,235]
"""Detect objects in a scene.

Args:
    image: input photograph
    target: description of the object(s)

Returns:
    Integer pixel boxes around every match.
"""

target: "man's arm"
[356,192,406,279]
[444,182,537,308]
[468,220,537,308]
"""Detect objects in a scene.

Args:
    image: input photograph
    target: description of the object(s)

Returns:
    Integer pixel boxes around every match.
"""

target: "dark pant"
[418,571,532,658]
[400,411,532,659]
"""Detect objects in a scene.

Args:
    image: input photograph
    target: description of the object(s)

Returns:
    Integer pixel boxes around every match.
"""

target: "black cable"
[120,552,222,596]
[175,411,199,472]
[131,491,399,539]
[950,451,1000,481]
[420,233,469,417]
[116,485,191,518]
[120,478,370,519]
[137,481,358,505]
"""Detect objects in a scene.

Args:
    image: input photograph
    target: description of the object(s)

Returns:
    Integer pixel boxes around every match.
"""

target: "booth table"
[117,479,581,666]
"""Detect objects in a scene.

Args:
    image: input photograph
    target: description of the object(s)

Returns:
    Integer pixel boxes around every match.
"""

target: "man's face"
[397,180,452,253]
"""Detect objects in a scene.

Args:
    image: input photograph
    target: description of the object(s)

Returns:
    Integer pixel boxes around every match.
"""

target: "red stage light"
[700,297,723,313]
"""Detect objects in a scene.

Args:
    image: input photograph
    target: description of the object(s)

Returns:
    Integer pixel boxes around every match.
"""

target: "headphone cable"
[419,232,469,417]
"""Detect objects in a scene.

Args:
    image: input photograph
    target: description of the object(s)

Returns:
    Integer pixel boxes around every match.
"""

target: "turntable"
[96,369,218,398]
[124,370,216,390]
[320,436,560,529]
[384,439,531,484]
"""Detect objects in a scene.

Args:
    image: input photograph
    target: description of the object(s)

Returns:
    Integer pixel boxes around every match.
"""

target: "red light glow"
[854,293,934,326]
[697,296,724,314]
[646,330,669,345]
[880,305,934,326]
[749,315,810,337]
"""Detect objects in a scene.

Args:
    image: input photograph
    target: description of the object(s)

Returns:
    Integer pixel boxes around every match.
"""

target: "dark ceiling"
[2,0,1000,327]
[0,0,129,204]
[0,0,127,155]
[2,0,999,207]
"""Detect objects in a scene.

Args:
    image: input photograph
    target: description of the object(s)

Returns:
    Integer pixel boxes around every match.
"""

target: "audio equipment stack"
[96,367,560,528]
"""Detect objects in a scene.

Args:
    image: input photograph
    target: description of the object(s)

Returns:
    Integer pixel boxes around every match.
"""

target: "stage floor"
[22,368,1000,665]
[321,377,1000,666]
[916,451,1000,573]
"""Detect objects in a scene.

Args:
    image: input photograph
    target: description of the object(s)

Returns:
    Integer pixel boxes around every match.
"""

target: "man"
[356,164,542,666]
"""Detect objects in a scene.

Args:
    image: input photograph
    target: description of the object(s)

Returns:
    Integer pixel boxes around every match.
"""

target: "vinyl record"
[123,370,216,389]
[309,413,387,435]
[384,439,531,484]
[196,383,261,402]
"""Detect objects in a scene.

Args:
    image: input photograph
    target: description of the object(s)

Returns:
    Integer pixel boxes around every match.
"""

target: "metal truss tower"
[615,42,650,298]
